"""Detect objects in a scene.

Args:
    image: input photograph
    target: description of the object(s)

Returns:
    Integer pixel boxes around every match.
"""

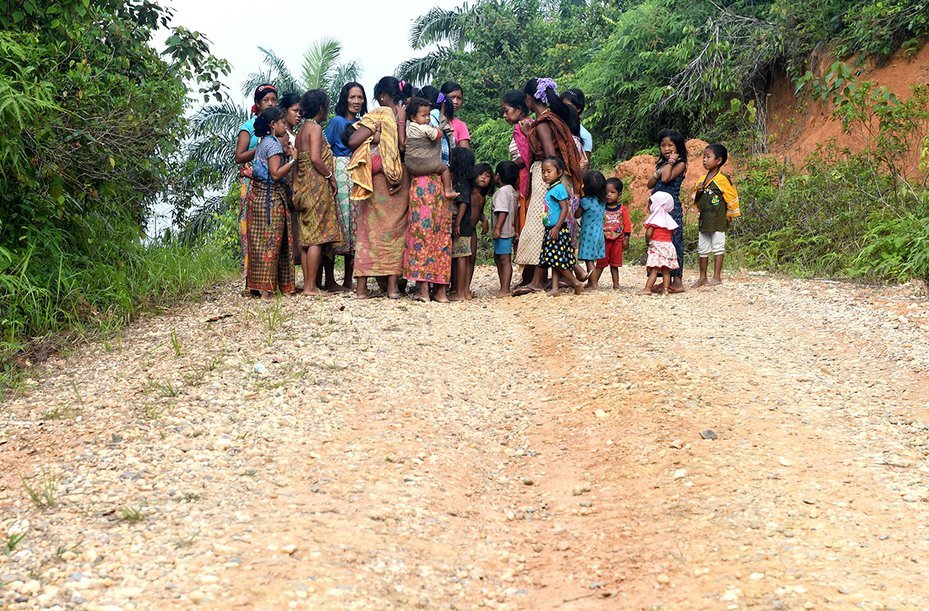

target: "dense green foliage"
[403,0,928,162]
[404,0,928,283]
[1,0,235,382]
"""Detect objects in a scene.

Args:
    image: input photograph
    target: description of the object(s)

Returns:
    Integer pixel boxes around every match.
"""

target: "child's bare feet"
[612,283,620,290]
[302,287,322,296]
[547,288,559,297]
[692,278,708,289]
[495,290,510,298]
[707,278,722,286]
[573,282,584,295]
[638,289,652,296]
[324,281,350,293]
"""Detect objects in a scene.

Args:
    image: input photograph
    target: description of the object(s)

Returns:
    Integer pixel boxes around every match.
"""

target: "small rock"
[572,485,591,496]
[522,478,534,486]
[778,457,793,467]
[700,429,717,440]
[281,544,298,556]
[594,409,608,419]
[188,590,206,603]
[669,439,683,449]
[81,548,100,564]
[656,574,670,584]
[673,469,687,480]
[749,573,765,581]
[556,541,571,552]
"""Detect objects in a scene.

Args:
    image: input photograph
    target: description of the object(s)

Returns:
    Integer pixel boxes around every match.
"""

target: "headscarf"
[346,106,402,200]
[251,84,277,115]
[645,192,679,230]
[534,78,558,102]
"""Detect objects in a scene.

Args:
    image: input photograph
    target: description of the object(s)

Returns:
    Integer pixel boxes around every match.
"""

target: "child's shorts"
[596,237,624,268]
[493,237,514,256]
[452,235,471,258]
[698,231,726,256]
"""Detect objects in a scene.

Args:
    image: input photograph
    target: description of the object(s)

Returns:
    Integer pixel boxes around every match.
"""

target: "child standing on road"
[539,157,584,296]
[492,161,520,296]
[575,171,606,284]
[592,177,630,290]
[692,143,740,287]
[450,147,476,301]
[641,191,679,296]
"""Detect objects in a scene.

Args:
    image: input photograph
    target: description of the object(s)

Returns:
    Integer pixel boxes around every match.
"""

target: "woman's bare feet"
[302,287,322,296]
[692,278,708,289]
[638,288,653,296]
[707,278,722,286]
[495,290,510,298]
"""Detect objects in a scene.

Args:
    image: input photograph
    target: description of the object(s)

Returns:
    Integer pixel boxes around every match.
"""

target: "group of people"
[234,75,741,302]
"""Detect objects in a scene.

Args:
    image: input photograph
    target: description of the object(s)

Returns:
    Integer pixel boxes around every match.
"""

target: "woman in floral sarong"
[324,82,367,290]
[346,76,412,299]
[293,90,343,295]
[403,174,452,303]
[246,107,296,297]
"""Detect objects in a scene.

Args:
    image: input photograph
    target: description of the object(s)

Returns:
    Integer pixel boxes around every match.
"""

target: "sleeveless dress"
[292,128,343,248]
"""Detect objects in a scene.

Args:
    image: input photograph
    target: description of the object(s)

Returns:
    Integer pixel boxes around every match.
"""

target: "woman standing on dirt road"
[325,82,368,289]
[346,76,412,299]
[513,78,583,296]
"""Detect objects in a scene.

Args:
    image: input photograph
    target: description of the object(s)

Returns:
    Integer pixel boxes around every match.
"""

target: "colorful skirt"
[333,156,357,255]
[246,181,296,294]
[646,240,680,271]
[353,171,410,277]
[539,224,577,269]
[403,174,452,284]
[239,175,250,278]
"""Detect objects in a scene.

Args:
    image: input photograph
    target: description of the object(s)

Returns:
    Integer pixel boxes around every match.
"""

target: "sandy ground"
[2,265,928,610]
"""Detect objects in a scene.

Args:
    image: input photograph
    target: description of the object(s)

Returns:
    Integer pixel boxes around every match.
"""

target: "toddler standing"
[641,192,679,295]
[575,171,606,286]
[592,177,630,289]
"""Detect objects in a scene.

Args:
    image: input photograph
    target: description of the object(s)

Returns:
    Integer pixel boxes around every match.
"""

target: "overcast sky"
[165,0,466,104]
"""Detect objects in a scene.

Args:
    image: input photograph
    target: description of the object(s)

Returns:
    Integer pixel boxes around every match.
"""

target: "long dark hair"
[440,81,463,97]
[335,81,368,118]
[254,107,284,137]
[474,162,494,197]
[449,146,475,187]
[501,90,528,117]
[523,78,579,137]
[373,76,413,106]
[418,85,454,120]
[562,88,586,115]
[656,129,687,165]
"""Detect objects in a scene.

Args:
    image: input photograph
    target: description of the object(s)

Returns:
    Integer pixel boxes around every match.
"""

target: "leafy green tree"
[0,0,229,360]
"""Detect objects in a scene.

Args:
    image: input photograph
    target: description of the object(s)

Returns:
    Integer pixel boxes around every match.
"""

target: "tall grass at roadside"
[1,216,237,398]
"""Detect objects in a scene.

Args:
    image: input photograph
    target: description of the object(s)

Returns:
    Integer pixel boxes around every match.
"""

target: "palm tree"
[396,3,479,83]
[183,39,360,240]
[187,39,360,192]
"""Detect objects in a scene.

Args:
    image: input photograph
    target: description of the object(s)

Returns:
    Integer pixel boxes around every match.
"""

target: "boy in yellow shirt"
[691,143,740,287]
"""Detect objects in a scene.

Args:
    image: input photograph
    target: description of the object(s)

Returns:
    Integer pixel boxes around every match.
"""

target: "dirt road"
[2,266,928,609]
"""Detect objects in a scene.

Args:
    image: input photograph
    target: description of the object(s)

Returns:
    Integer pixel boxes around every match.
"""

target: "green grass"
[23,473,57,509]
[1,237,237,400]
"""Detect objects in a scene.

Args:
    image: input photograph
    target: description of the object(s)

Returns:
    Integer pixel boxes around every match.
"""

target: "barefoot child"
[404,97,459,200]
[539,157,584,296]
[592,177,631,289]
[450,147,476,301]
[641,192,679,295]
[691,143,740,287]
[575,171,606,286]
[464,163,494,299]
[492,161,520,296]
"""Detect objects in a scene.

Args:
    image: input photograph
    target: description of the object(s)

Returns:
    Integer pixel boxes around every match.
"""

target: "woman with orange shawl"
[513,78,583,295]
[346,76,412,299]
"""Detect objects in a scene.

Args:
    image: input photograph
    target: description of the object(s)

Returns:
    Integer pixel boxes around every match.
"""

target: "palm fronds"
[395,47,454,84]
[301,37,342,92]
[409,4,471,50]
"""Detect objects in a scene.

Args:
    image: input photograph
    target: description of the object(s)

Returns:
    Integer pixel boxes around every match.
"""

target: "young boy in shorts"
[692,143,740,287]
